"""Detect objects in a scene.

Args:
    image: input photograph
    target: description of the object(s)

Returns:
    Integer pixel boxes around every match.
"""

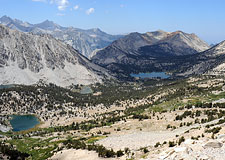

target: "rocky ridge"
[0,15,122,58]
[91,30,209,74]
[180,40,225,76]
[0,25,112,87]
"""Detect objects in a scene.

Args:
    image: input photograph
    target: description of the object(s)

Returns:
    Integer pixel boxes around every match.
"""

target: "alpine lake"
[10,115,40,132]
[7,73,169,132]
[130,72,170,79]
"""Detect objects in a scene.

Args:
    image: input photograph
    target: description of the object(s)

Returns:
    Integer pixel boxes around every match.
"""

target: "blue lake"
[130,72,170,79]
[10,115,40,132]
[80,86,93,94]
[0,85,14,89]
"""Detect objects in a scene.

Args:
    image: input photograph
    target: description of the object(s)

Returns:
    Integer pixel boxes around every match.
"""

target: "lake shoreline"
[130,72,171,79]
[9,114,41,132]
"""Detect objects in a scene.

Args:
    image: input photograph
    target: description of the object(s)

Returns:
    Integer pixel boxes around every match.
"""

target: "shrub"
[143,147,149,153]
[97,145,116,158]
[154,142,161,148]
[169,141,176,147]
[205,127,221,134]
[178,136,185,145]
[116,150,124,157]
[167,124,171,129]
[124,147,130,154]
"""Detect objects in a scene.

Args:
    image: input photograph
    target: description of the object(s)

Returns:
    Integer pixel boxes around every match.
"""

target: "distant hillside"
[0,15,122,58]
[91,30,209,74]
[179,40,225,76]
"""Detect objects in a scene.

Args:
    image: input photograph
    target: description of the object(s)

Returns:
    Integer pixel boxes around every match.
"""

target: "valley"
[1,75,225,160]
[91,30,210,77]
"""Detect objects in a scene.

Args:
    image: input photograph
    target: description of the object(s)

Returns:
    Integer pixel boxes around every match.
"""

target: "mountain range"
[0,24,112,87]
[0,15,122,58]
[91,30,210,75]
[1,15,225,86]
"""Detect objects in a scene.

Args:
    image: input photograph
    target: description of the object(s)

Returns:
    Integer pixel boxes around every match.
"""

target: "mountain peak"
[219,40,225,46]
[0,15,13,24]
[0,15,11,19]
[200,40,225,57]
[0,25,111,86]
[168,30,185,37]
[92,28,101,32]
[0,16,123,58]
[174,30,184,34]
[212,40,225,53]
[156,29,167,33]
[92,29,210,72]
[88,28,105,34]
[210,40,225,49]
[39,20,57,26]
[44,19,50,22]
[146,30,169,40]
[129,32,141,36]
[35,19,62,31]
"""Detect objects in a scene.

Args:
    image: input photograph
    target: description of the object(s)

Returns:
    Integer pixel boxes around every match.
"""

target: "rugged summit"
[0,16,122,58]
[204,40,225,56]
[0,25,111,87]
[91,30,209,74]
[180,40,225,76]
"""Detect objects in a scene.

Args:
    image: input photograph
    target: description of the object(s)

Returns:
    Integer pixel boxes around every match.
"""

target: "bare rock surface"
[203,141,223,149]
[147,138,225,160]
[0,124,10,132]
[49,149,120,160]
[0,25,112,87]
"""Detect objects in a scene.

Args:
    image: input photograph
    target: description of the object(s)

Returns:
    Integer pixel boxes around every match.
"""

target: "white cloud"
[32,0,69,10]
[86,8,95,15]
[50,0,69,11]
[58,5,66,10]
[73,5,79,10]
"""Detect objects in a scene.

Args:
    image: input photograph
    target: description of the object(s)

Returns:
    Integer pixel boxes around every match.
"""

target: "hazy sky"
[1,0,225,44]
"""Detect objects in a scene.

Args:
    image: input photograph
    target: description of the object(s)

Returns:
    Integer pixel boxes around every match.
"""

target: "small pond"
[0,84,14,89]
[80,86,93,94]
[130,72,170,79]
[10,115,40,132]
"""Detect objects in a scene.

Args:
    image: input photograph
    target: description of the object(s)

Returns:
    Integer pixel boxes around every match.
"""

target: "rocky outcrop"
[149,137,225,160]
[203,141,223,148]
[0,124,10,132]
